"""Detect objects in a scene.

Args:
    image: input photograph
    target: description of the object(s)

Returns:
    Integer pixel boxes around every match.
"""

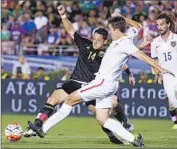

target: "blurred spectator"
[21,34,35,55]
[1,23,15,55]
[1,24,10,40]
[79,21,91,38]
[12,67,24,79]
[12,55,31,79]
[17,15,25,26]
[139,13,148,29]
[172,1,177,14]
[11,2,24,17]
[34,11,48,30]
[46,26,59,44]
[36,1,47,11]
[22,0,32,11]
[1,0,177,57]
[121,0,136,18]
[34,10,48,43]
[1,65,10,79]
[33,67,50,80]
[21,1,33,16]
[143,10,159,38]
[80,0,103,13]
[138,72,153,84]
[58,28,73,46]
[11,22,25,55]
[88,10,97,29]
[6,15,16,30]
[37,26,59,55]
[72,14,83,31]
[48,13,55,27]
[2,3,10,22]
[22,14,36,35]
[69,1,82,20]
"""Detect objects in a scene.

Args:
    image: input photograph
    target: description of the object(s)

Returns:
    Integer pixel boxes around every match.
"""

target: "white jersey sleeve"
[150,41,157,58]
[126,27,138,41]
[123,38,139,55]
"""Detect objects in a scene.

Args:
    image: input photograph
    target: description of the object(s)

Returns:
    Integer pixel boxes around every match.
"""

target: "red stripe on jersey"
[80,79,104,93]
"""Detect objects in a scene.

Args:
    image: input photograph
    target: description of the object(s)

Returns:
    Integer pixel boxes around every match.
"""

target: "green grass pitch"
[1,114,177,148]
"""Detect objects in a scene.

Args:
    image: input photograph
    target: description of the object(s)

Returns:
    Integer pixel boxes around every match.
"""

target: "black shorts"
[56,80,96,106]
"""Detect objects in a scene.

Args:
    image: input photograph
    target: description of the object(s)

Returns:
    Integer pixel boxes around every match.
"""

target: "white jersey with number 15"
[151,32,177,87]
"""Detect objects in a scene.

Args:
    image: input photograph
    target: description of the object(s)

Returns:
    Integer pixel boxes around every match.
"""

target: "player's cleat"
[109,135,124,144]
[172,124,177,130]
[23,128,37,138]
[132,133,144,148]
[28,121,46,138]
[123,122,134,132]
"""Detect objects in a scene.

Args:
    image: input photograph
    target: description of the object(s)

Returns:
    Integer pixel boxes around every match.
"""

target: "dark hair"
[37,67,44,71]
[16,67,22,74]
[108,16,127,33]
[94,27,108,40]
[156,12,175,32]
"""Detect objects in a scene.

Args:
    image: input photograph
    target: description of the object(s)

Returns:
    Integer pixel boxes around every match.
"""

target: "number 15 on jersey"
[163,52,172,61]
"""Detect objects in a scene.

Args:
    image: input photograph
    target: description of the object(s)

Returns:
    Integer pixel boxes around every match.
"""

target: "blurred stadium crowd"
[2,0,177,55]
[1,0,177,81]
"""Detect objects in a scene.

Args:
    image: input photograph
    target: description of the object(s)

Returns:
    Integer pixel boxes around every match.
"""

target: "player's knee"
[46,90,60,106]
[46,96,57,106]
[65,91,82,106]
[65,97,74,106]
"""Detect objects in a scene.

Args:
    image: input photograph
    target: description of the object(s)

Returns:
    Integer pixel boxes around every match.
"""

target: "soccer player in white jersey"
[28,15,173,147]
[151,12,177,129]
[25,6,151,145]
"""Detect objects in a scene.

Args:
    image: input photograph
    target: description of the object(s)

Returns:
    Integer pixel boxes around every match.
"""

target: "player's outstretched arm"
[137,35,153,50]
[57,5,75,39]
[151,59,159,74]
[132,50,175,76]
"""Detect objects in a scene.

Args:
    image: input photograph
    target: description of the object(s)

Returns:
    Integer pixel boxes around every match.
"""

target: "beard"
[159,28,168,35]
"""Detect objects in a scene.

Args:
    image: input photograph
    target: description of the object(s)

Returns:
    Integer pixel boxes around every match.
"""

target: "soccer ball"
[5,123,23,142]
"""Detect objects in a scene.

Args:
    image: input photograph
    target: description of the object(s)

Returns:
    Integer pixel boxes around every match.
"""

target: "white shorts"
[77,79,119,109]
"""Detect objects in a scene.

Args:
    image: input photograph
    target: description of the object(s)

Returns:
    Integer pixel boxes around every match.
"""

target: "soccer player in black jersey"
[24,5,147,144]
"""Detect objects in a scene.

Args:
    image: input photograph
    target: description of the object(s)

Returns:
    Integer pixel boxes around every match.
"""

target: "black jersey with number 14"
[70,32,105,82]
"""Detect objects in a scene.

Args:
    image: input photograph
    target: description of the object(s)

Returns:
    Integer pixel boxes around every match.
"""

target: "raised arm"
[124,17,142,31]
[112,12,142,30]
[57,5,75,39]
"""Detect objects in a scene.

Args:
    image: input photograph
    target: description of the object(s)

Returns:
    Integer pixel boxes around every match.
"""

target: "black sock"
[113,103,127,123]
[101,126,114,138]
[169,108,177,124]
[34,103,55,127]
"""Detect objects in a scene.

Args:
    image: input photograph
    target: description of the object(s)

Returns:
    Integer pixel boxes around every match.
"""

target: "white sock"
[104,118,135,142]
[42,103,72,133]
